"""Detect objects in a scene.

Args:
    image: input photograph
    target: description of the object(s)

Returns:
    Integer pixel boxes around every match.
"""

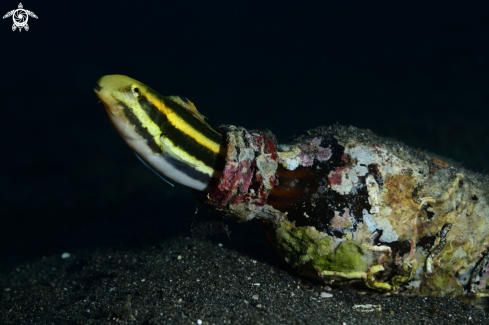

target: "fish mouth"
[94,83,102,92]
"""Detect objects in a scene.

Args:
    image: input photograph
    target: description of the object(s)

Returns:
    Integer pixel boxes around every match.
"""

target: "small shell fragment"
[353,304,382,312]
[320,292,333,298]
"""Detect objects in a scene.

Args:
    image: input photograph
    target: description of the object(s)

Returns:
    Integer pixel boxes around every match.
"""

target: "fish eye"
[131,85,141,97]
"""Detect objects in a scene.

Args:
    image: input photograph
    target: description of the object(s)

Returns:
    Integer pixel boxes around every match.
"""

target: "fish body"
[95,75,225,191]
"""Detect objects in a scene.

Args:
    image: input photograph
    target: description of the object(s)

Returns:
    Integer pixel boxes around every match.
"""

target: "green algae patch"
[275,220,333,266]
[275,220,369,274]
[422,270,464,298]
[317,241,368,273]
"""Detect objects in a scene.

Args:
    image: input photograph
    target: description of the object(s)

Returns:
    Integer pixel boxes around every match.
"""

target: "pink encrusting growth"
[298,138,332,167]
[203,126,279,218]
[214,159,253,208]
[327,166,346,185]
[331,207,353,230]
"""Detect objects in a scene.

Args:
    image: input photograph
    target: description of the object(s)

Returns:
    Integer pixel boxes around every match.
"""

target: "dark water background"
[1,1,489,272]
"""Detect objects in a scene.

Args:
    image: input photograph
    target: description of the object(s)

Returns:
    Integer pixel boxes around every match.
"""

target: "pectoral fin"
[134,153,174,187]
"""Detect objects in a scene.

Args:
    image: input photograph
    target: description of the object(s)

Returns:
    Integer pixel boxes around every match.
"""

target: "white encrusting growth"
[362,209,399,243]
[366,175,380,214]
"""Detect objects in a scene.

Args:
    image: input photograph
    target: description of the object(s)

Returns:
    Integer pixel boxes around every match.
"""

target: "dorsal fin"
[168,95,207,123]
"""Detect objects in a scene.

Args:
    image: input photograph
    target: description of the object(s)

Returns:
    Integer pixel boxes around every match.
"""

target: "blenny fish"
[95,75,489,309]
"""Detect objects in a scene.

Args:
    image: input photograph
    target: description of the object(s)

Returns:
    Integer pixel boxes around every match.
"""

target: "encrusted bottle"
[195,124,489,308]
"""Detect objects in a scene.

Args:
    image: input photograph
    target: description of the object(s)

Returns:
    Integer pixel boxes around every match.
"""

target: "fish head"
[94,74,146,121]
[94,74,160,144]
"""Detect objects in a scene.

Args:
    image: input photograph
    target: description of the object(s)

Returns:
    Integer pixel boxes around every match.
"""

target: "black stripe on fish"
[138,95,168,128]
[160,95,222,143]
[165,154,213,184]
[162,118,224,169]
[137,95,224,169]
[117,99,163,154]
